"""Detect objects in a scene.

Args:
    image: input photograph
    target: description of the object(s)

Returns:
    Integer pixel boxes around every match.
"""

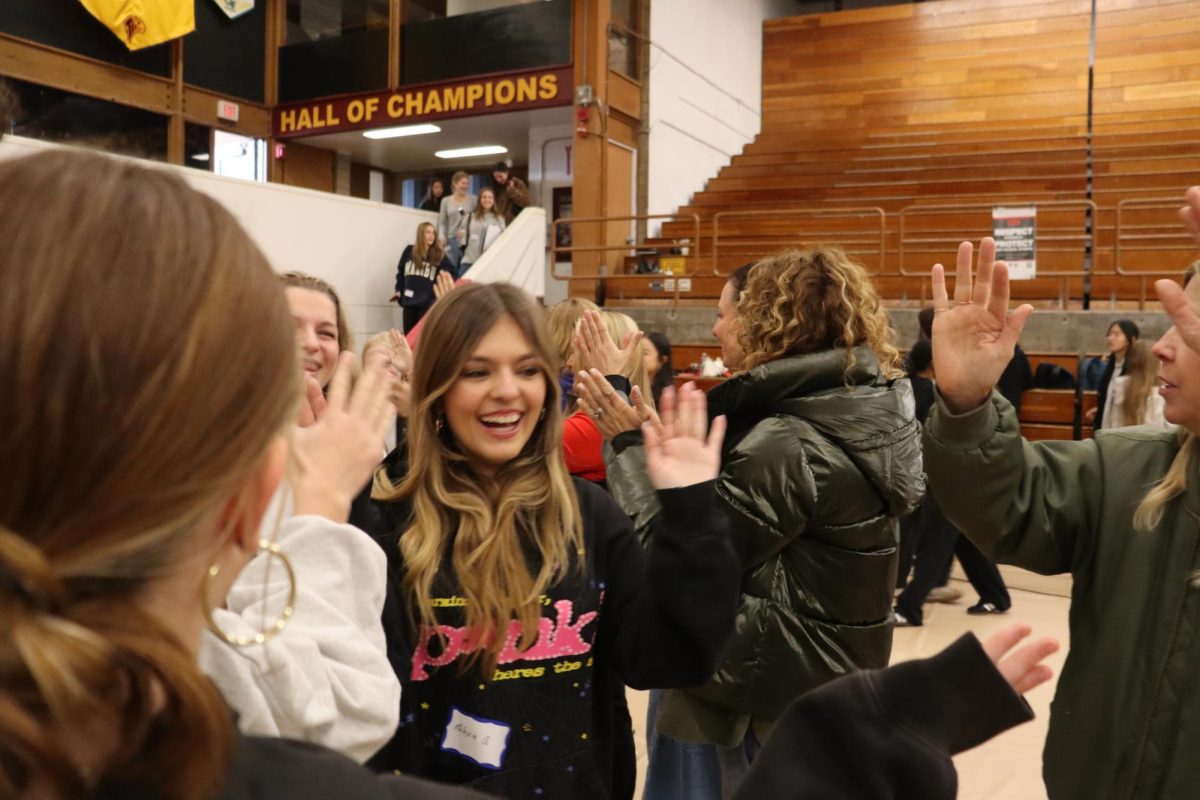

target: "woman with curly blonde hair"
[596,248,924,800]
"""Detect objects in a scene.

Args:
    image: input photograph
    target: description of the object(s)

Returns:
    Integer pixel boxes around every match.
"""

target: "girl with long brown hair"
[355,282,739,798]
[392,221,454,332]
[0,149,483,800]
[1103,338,1169,429]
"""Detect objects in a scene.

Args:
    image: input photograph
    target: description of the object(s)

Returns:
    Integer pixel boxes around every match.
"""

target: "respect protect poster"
[992,206,1037,280]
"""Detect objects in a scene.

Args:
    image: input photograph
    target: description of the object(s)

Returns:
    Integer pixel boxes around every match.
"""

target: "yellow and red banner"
[78,0,194,51]
[274,67,574,139]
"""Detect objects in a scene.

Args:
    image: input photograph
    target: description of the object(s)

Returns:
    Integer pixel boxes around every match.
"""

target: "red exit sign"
[217,100,240,122]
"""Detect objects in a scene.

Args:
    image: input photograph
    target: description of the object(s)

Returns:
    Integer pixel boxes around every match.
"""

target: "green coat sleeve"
[922,390,1102,576]
[606,441,662,547]
[606,418,817,566]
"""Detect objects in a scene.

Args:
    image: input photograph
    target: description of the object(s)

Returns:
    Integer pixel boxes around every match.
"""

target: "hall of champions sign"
[274,66,573,139]
[992,206,1037,280]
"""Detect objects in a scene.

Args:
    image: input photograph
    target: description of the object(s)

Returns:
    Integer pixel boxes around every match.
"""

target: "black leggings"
[402,305,429,333]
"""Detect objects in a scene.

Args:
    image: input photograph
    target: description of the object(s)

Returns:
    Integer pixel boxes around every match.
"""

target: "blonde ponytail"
[1134,432,1198,532]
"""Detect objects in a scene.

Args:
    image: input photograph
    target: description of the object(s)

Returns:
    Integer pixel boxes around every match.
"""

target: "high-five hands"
[575,370,662,440]
[929,237,1035,413]
[573,310,644,378]
[642,383,726,490]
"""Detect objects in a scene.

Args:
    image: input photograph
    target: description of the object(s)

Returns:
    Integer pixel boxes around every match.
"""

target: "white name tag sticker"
[440,707,510,769]
[404,289,415,298]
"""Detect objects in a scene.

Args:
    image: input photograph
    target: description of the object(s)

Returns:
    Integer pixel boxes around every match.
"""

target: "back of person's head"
[280,271,354,355]
[734,246,903,377]
[0,150,298,798]
[917,307,935,340]
[906,338,933,376]
[381,282,582,676]
[546,297,599,370]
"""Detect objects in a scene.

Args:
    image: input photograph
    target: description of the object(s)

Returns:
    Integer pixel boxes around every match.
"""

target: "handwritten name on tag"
[441,707,510,769]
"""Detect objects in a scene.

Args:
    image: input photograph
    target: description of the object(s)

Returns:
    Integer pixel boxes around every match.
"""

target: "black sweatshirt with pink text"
[357,472,738,799]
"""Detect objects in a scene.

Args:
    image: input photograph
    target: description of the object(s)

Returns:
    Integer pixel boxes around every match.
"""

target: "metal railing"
[549,196,1194,310]
[550,213,702,311]
[710,207,886,276]
[1115,197,1199,308]
[898,200,1100,309]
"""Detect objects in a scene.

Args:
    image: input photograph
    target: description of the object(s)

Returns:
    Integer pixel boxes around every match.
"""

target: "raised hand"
[1180,186,1200,245]
[296,373,327,428]
[930,238,1035,413]
[575,369,641,439]
[433,271,456,302]
[385,328,413,417]
[643,383,726,490]
[981,623,1060,696]
[630,385,664,440]
[573,310,644,377]
[290,352,396,521]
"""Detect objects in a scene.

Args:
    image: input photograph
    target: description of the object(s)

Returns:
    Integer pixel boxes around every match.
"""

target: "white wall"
[0,135,434,350]
[446,0,541,15]
[528,122,574,304]
[646,0,793,227]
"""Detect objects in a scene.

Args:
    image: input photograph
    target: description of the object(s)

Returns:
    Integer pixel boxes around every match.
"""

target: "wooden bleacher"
[595,0,1198,308]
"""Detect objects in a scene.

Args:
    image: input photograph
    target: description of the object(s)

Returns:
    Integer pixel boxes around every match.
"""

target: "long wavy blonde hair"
[733,246,904,378]
[374,283,584,676]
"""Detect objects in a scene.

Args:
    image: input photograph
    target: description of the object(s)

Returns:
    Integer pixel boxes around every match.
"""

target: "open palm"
[644,382,726,489]
[931,238,1034,413]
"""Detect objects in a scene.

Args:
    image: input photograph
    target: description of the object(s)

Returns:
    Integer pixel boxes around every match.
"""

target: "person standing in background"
[419,177,445,212]
[437,171,476,274]
[1089,319,1140,428]
[643,331,675,408]
[490,160,531,224]
[458,187,505,276]
[1102,339,1169,429]
[391,221,454,333]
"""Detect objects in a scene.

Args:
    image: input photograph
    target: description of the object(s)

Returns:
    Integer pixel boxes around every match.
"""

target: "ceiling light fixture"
[190,153,211,161]
[435,145,508,159]
[363,123,442,140]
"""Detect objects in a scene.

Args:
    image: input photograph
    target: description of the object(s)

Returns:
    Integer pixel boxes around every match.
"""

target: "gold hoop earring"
[203,539,297,647]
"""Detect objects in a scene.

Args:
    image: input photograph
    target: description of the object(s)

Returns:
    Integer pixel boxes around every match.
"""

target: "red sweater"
[563,411,606,482]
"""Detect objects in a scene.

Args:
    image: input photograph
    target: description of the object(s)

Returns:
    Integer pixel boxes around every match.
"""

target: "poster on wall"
[212,0,255,19]
[992,206,1037,280]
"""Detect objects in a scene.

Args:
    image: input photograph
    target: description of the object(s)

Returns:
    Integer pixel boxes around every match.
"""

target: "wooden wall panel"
[279,141,334,193]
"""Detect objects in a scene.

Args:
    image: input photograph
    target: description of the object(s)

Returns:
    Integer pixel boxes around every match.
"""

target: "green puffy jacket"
[606,347,924,746]
[924,391,1200,800]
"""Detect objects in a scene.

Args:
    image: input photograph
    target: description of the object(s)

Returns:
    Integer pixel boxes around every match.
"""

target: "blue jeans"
[641,690,760,800]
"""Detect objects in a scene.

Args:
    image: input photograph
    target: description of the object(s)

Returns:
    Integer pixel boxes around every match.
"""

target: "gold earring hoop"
[203,539,297,647]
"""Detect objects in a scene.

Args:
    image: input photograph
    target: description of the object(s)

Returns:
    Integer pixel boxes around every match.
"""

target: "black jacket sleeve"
[735,633,1034,800]
[585,479,739,690]
[394,246,414,295]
